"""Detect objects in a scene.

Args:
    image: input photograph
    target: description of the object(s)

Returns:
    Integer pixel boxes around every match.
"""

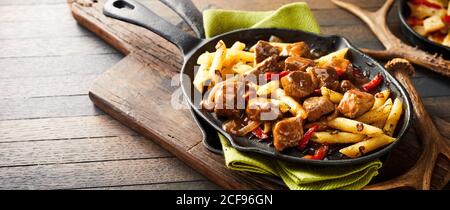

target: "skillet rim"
[180,27,413,166]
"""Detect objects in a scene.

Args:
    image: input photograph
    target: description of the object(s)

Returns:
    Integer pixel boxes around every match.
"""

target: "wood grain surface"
[0,0,448,190]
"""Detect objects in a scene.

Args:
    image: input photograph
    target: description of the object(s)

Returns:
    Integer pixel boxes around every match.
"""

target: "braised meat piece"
[339,80,357,93]
[284,56,314,72]
[303,96,335,122]
[312,67,339,90]
[255,41,280,63]
[246,98,282,121]
[222,118,246,136]
[341,65,370,86]
[281,42,311,58]
[337,89,375,118]
[213,81,247,118]
[273,117,304,151]
[280,71,315,99]
[245,55,284,76]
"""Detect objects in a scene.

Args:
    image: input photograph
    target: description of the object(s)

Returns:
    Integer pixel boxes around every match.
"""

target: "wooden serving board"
[69,0,449,189]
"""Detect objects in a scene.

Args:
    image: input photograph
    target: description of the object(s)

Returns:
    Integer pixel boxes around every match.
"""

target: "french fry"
[315,48,349,68]
[232,62,253,74]
[193,64,210,92]
[372,89,390,110]
[263,122,272,134]
[311,131,367,144]
[383,98,404,136]
[320,86,343,104]
[339,134,396,158]
[274,88,308,119]
[197,52,213,66]
[423,15,445,34]
[228,49,254,63]
[257,80,280,96]
[357,98,392,124]
[327,117,383,136]
[443,33,450,47]
[209,40,227,84]
[223,42,248,67]
[230,41,246,50]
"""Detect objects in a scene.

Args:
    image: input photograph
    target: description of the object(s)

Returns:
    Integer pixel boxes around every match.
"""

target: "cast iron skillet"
[398,0,450,59]
[103,0,412,166]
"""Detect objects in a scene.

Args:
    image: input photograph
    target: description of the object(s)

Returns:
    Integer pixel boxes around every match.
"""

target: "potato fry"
[315,48,349,68]
[321,86,343,104]
[232,62,253,74]
[230,41,246,50]
[339,134,396,158]
[311,131,367,144]
[327,117,383,136]
[383,98,404,136]
[357,98,392,124]
[228,49,254,63]
[209,40,227,84]
[197,52,214,66]
[263,122,272,134]
[274,89,308,119]
[372,89,390,110]
[193,64,210,92]
[257,80,280,96]
[223,42,247,67]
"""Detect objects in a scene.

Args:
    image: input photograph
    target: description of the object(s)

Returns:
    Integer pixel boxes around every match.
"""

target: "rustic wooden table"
[0,0,448,190]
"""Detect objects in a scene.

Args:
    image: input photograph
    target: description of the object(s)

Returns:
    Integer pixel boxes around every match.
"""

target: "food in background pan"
[193,37,404,160]
[406,0,450,47]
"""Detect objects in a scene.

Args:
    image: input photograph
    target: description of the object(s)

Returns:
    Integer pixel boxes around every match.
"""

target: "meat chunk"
[245,55,284,76]
[303,97,335,122]
[255,41,280,63]
[339,80,357,93]
[337,89,375,118]
[273,117,304,151]
[280,71,315,99]
[312,67,339,90]
[246,98,282,121]
[213,81,247,118]
[284,56,314,72]
[341,65,370,86]
[281,42,311,58]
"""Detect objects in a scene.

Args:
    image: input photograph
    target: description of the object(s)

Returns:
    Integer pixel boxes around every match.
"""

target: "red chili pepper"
[303,144,329,160]
[298,124,319,150]
[265,71,290,81]
[409,0,442,9]
[335,67,345,76]
[361,73,383,92]
[443,15,450,24]
[252,127,269,140]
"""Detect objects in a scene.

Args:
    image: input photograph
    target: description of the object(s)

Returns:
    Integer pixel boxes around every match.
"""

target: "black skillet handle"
[158,0,205,38]
[103,0,201,54]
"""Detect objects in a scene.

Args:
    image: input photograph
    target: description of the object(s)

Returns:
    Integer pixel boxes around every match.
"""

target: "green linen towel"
[220,135,382,190]
[206,3,382,190]
[203,2,321,38]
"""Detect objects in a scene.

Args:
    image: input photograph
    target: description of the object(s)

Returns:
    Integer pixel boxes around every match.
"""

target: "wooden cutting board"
[69,0,449,189]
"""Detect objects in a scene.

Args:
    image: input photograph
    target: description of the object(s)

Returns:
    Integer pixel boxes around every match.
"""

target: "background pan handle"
[158,0,205,38]
[103,0,201,54]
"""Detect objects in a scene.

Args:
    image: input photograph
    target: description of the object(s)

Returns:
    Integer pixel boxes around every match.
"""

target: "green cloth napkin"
[220,135,382,190]
[205,3,382,190]
[203,2,321,38]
